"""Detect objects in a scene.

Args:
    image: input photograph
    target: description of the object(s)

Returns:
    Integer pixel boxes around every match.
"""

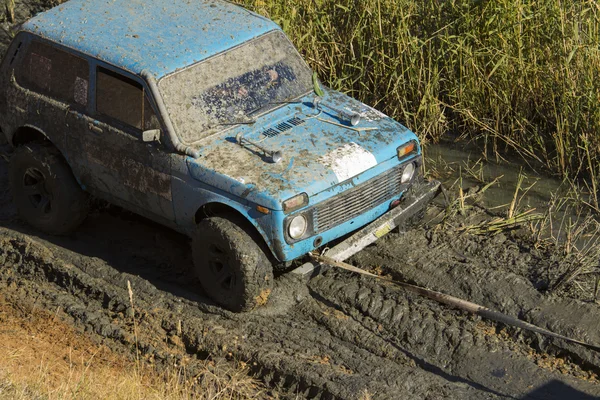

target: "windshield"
[158,31,313,144]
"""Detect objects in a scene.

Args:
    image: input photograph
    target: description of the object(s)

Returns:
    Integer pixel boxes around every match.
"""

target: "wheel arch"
[194,201,277,262]
[10,125,51,147]
[9,125,82,185]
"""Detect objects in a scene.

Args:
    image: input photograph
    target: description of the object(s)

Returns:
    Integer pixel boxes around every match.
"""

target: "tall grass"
[237,0,600,193]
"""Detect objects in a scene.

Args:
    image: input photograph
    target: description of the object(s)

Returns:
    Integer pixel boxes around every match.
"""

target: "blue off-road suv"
[0,0,438,311]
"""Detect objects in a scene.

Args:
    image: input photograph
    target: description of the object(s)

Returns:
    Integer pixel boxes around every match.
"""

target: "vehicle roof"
[21,0,280,79]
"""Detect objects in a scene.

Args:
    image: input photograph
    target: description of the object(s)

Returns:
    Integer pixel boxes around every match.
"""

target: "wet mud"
[2,2,600,398]
[2,139,600,399]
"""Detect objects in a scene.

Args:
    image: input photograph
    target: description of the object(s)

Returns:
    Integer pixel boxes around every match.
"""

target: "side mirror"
[142,129,161,143]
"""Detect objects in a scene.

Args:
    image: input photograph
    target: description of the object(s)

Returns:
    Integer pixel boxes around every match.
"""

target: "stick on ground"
[311,253,600,353]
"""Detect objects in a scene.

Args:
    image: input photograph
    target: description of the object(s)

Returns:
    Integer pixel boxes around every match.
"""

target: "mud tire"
[9,143,89,235]
[192,216,273,312]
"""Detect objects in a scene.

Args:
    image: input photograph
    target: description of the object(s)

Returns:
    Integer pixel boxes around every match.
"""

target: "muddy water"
[426,142,568,211]
[425,141,600,259]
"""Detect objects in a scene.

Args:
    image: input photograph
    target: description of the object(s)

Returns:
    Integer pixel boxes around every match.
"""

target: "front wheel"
[192,216,273,312]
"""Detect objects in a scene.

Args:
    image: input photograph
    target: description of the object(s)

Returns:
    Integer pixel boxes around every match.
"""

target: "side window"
[17,41,88,107]
[96,67,159,132]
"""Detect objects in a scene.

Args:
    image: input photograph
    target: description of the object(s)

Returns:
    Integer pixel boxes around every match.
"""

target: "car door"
[79,65,174,222]
[11,38,91,180]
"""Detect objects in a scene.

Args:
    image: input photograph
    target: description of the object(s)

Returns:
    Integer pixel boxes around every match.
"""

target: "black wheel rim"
[21,167,53,215]
[207,243,237,293]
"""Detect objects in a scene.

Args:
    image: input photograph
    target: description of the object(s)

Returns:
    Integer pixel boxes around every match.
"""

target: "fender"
[10,124,51,147]
[171,173,278,259]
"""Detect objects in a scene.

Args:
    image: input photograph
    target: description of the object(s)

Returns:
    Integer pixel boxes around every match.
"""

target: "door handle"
[88,123,103,134]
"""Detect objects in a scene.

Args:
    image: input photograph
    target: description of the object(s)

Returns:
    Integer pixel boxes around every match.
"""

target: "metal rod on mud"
[310,253,600,353]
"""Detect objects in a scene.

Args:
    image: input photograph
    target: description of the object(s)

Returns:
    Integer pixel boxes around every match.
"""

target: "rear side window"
[17,41,88,106]
[96,67,159,131]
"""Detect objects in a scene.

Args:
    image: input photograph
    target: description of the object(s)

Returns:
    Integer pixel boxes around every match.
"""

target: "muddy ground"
[2,138,600,400]
[2,2,600,399]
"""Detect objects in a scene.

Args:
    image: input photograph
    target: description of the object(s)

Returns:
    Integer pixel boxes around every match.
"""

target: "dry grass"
[4,0,15,22]
[0,293,264,400]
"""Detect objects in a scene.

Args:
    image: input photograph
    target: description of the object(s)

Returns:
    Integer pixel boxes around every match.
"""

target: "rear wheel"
[9,143,89,234]
[192,216,273,312]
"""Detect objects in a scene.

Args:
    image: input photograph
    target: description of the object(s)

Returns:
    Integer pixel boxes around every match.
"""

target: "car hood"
[186,89,419,210]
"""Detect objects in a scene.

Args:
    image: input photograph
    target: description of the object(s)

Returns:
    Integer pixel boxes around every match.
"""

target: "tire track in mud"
[309,272,600,399]
[0,231,499,399]
[1,149,600,399]
[1,3,599,398]
[1,226,599,399]
[352,225,600,375]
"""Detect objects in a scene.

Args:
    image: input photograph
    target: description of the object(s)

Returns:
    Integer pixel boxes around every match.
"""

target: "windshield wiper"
[209,99,303,129]
[247,99,302,118]
[217,119,256,126]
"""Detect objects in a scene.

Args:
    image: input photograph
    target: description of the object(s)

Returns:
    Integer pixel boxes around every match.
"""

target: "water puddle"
[425,142,568,211]
[424,142,600,255]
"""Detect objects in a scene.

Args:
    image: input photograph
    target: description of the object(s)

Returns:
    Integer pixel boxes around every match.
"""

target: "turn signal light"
[256,206,270,214]
[397,141,417,159]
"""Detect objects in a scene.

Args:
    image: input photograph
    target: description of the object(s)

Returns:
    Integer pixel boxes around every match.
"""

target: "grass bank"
[238,0,600,203]
[0,292,264,400]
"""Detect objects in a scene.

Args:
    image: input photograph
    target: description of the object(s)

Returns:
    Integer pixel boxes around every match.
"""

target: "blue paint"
[12,0,426,264]
[270,191,405,261]
[178,84,421,261]
[185,88,419,210]
[21,0,278,78]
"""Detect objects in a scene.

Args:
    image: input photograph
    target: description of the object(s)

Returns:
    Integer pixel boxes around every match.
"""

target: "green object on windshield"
[313,72,324,97]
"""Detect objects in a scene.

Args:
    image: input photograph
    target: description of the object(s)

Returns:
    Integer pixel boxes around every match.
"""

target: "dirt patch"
[1,143,600,399]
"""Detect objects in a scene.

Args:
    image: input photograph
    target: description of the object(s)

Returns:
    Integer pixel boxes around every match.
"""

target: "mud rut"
[1,146,600,400]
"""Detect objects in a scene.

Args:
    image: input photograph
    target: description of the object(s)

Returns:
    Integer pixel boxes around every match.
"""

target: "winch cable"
[310,253,600,353]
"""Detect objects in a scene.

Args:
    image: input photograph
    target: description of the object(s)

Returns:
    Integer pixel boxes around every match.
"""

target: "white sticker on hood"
[320,142,377,183]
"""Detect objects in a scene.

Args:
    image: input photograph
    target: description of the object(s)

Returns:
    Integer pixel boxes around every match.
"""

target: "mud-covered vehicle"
[0,0,439,311]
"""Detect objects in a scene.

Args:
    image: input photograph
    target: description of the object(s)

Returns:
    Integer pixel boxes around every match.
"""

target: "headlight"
[288,215,307,239]
[397,141,418,160]
[283,193,308,213]
[401,162,416,183]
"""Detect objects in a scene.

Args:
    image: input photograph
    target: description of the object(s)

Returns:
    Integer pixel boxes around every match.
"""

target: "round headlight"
[401,163,416,183]
[289,215,307,239]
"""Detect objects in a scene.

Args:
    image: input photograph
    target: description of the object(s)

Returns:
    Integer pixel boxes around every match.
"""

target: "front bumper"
[291,179,442,278]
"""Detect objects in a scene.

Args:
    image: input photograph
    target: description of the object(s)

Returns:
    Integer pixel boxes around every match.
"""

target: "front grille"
[313,164,405,233]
